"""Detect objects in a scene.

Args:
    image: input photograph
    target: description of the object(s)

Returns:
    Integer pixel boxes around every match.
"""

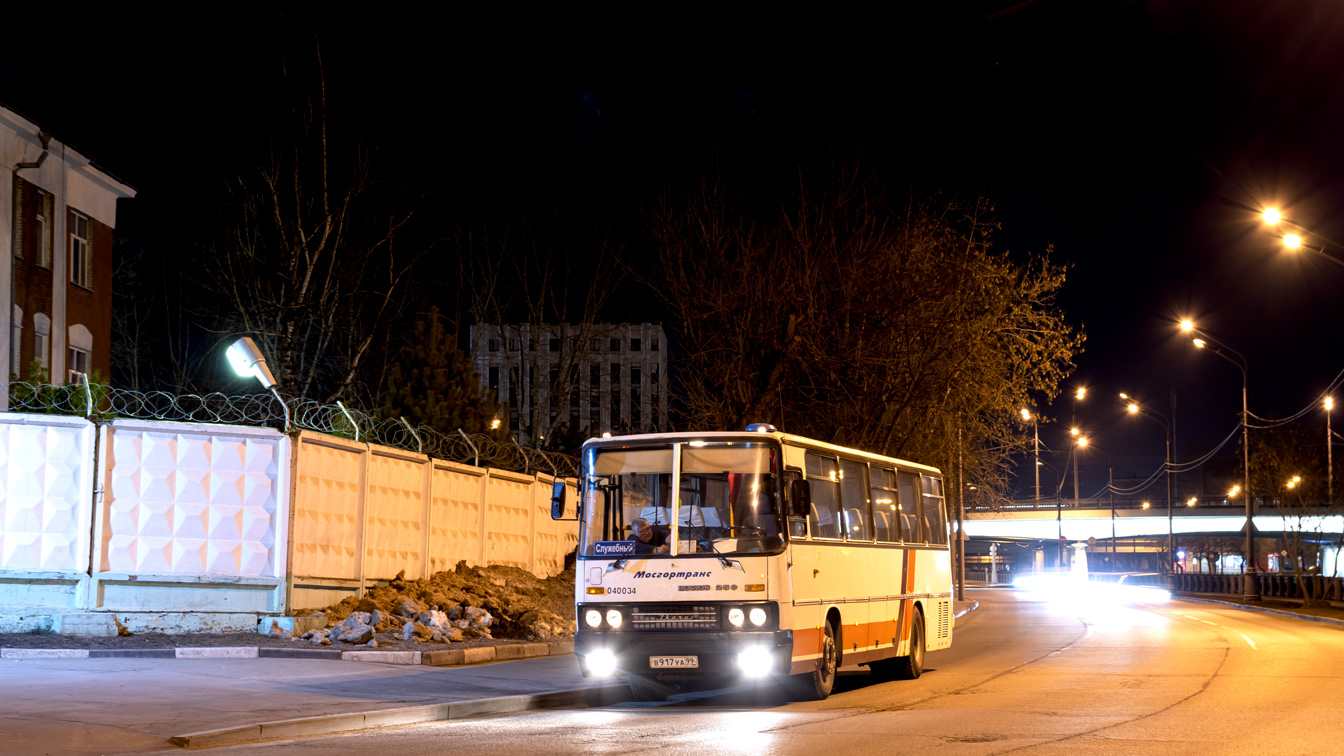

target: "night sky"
[5,3,1344,498]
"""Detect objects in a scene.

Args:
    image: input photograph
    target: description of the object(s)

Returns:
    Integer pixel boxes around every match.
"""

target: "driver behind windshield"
[628,517,670,554]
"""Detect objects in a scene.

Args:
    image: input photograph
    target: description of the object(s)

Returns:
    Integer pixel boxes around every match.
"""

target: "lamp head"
[226,337,278,389]
[1262,207,1282,225]
[1179,319,1194,333]
[1020,408,1031,421]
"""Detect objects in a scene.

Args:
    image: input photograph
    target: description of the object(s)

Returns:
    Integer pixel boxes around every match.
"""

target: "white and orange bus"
[551,424,953,700]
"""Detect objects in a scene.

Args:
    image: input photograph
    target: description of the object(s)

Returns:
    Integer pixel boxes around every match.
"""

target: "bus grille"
[630,605,718,630]
[936,599,951,640]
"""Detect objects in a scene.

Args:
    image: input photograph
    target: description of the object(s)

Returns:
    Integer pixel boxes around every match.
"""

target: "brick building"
[469,322,669,444]
[1,105,134,402]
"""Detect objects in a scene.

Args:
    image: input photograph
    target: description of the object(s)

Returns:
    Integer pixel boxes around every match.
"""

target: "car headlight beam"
[749,607,767,627]
[585,609,602,628]
[606,609,623,629]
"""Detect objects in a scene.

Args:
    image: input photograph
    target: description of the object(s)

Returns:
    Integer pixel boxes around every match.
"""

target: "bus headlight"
[749,607,767,627]
[737,646,772,677]
[585,609,602,628]
[588,649,618,677]
[728,607,745,627]
[606,609,623,629]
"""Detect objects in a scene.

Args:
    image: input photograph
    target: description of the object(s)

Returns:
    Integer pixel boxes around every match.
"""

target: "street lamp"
[1182,318,1258,601]
[1258,205,1344,267]
[1327,397,1334,504]
[226,336,291,433]
[1121,393,1175,578]
[1022,408,1040,500]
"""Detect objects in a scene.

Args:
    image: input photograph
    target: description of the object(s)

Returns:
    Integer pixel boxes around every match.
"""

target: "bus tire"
[891,607,925,680]
[789,620,838,700]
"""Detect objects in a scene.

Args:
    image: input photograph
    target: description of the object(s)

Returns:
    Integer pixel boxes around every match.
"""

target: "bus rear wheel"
[891,607,925,680]
[788,620,837,700]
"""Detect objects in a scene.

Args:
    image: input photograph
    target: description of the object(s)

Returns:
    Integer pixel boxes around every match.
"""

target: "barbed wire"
[6,381,578,478]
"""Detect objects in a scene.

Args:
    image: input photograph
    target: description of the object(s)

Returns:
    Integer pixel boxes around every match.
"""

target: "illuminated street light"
[1327,397,1335,504]
[1262,207,1282,225]
[226,336,290,432]
[1121,393,1175,580]
[1021,408,1040,500]
[1182,316,1256,599]
[1284,233,1303,250]
[1228,484,1241,498]
[1076,436,1089,448]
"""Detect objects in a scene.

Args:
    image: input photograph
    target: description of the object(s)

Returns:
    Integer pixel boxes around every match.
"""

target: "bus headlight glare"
[606,609,623,629]
[728,607,745,627]
[737,646,772,677]
[749,607,767,627]
[588,649,618,676]
[585,609,602,628]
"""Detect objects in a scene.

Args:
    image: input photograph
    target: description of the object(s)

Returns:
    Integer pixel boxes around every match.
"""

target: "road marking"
[1235,630,1258,650]
[1200,620,1217,626]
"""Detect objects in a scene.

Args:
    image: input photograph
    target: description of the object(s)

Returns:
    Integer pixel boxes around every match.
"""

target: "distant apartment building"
[469,322,669,443]
[1,105,135,404]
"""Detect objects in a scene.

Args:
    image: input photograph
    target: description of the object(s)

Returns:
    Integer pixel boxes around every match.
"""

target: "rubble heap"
[294,561,576,647]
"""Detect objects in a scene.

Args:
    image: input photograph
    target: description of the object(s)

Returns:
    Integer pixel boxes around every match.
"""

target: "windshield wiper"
[604,558,628,574]
[716,556,744,572]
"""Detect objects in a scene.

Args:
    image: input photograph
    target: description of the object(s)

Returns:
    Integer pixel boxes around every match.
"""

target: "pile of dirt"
[303,561,576,646]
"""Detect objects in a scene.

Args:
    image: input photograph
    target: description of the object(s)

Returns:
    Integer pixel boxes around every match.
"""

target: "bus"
[550,423,954,701]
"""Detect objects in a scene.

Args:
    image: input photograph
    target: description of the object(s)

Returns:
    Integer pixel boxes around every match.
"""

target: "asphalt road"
[203,585,1344,756]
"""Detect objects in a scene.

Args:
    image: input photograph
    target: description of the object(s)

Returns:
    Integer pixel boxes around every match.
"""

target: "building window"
[651,338,660,352]
[68,346,90,384]
[36,190,53,268]
[631,338,641,352]
[549,338,560,352]
[70,211,92,289]
[589,337,602,351]
[33,313,50,371]
[487,338,500,352]
[508,338,520,351]
[610,337,620,351]
[489,366,500,402]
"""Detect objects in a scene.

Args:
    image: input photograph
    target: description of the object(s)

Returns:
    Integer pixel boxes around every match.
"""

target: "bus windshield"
[578,441,784,558]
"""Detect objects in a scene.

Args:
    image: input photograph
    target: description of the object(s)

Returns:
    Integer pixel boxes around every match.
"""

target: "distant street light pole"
[1260,206,1344,268]
[1022,408,1040,500]
[1182,318,1258,601]
[1327,397,1334,505]
[1072,387,1086,504]
[1121,393,1174,576]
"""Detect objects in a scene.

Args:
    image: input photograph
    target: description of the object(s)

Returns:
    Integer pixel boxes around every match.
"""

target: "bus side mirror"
[550,480,567,520]
[789,479,811,518]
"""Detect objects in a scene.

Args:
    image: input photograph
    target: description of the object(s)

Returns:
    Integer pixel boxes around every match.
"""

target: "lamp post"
[226,337,290,433]
[1181,319,1258,601]
[1072,387,1086,505]
[1327,397,1334,505]
[1022,408,1040,500]
[1121,393,1174,578]
[1260,206,1344,268]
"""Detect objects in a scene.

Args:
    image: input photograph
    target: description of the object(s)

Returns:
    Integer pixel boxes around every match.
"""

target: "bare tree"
[201,33,421,403]
[646,165,1081,499]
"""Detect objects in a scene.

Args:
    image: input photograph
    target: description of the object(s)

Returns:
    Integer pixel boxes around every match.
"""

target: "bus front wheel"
[788,620,838,700]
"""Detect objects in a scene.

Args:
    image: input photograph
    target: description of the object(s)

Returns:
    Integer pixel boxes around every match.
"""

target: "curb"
[169,683,631,748]
[1176,596,1344,628]
[0,639,575,665]
[953,601,979,620]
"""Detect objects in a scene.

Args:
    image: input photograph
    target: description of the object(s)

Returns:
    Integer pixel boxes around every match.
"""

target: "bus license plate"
[649,655,698,669]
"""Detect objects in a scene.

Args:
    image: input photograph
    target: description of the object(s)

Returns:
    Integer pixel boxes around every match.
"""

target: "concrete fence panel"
[0,413,96,628]
[363,446,430,582]
[91,419,289,617]
[483,469,537,572]
[428,461,487,573]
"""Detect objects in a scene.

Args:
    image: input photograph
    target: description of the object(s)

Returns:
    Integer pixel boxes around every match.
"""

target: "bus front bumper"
[575,629,794,679]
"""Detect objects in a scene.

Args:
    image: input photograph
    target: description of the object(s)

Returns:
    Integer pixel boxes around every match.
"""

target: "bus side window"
[922,475,948,545]
[896,470,922,543]
[871,467,899,543]
[839,458,872,541]
[805,452,842,539]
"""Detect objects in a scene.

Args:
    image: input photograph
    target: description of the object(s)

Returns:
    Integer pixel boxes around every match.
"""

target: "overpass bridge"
[960,499,1343,574]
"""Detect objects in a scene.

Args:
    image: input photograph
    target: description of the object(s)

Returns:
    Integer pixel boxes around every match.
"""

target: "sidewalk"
[5,599,985,754]
[3,652,621,754]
